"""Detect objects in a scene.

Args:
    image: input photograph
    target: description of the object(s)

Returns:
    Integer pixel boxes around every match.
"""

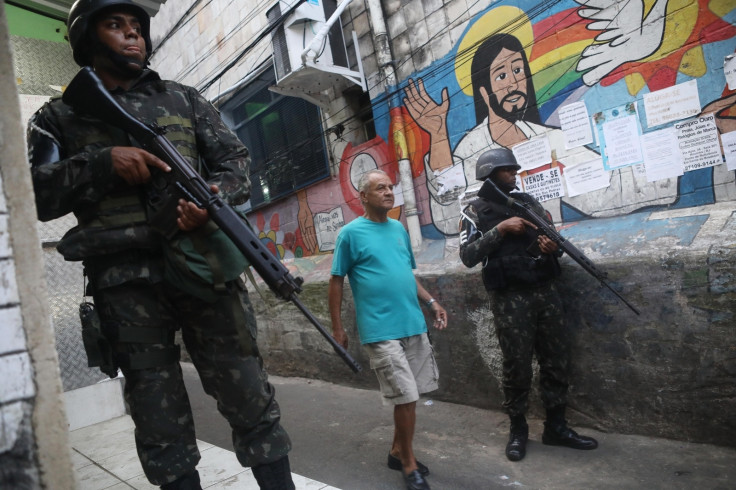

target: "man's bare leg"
[391,401,418,474]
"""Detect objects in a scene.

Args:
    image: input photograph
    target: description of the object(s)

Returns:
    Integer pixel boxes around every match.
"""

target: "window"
[220,68,329,210]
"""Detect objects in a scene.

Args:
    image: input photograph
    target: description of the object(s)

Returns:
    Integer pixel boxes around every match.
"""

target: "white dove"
[575,0,670,86]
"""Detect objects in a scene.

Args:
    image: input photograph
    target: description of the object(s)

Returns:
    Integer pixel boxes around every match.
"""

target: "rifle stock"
[478,178,640,315]
[63,67,362,372]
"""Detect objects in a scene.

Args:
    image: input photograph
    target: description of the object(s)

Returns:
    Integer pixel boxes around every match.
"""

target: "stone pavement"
[69,414,338,489]
[68,364,736,490]
[182,365,736,490]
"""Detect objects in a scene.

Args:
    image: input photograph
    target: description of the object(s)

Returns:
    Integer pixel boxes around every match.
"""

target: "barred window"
[220,68,329,210]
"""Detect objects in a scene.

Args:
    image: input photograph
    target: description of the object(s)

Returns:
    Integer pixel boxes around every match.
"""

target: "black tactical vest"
[471,194,560,291]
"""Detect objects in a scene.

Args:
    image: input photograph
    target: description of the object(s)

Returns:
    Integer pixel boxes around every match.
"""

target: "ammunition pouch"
[162,218,250,303]
[79,301,118,378]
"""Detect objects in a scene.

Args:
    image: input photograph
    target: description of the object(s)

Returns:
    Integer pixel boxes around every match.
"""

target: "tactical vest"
[471,194,560,291]
[46,76,248,298]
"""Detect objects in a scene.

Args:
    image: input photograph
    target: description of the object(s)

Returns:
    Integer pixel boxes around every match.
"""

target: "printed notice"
[393,182,404,207]
[675,114,723,172]
[641,127,684,182]
[512,136,551,171]
[521,167,565,202]
[559,101,593,149]
[593,103,644,171]
[725,54,736,91]
[720,131,736,171]
[315,206,345,252]
[602,115,643,169]
[20,94,51,125]
[563,159,610,197]
[643,80,701,128]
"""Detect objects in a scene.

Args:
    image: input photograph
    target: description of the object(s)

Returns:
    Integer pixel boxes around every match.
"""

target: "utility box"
[266,0,365,107]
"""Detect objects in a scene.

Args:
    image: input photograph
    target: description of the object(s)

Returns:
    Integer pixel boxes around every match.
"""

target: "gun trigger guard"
[295,276,304,287]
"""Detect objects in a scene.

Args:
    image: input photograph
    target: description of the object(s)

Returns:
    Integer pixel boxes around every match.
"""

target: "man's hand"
[538,234,559,255]
[430,302,448,330]
[332,327,349,349]
[110,146,170,185]
[497,217,536,236]
[176,184,219,232]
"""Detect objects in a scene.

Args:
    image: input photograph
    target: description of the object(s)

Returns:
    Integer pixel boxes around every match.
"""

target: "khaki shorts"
[363,333,439,406]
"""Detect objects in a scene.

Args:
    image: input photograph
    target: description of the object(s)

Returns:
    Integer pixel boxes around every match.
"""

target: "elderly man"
[328,169,447,490]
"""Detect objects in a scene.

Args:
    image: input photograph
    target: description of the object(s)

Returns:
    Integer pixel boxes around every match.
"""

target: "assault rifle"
[63,67,362,373]
[478,178,640,315]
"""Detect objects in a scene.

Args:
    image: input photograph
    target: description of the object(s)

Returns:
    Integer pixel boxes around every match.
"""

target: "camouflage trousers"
[90,272,291,486]
[490,281,570,417]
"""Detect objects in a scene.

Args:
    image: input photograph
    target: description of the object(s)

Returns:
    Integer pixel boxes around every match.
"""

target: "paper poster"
[643,80,701,128]
[559,101,593,149]
[512,136,551,171]
[725,54,736,91]
[314,206,345,252]
[563,159,610,197]
[19,94,51,126]
[593,103,644,171]
[640,127,684,182]
[521,167,565,202]
[675,114,723,172]
[720,130,736,171]
[393,182,404,207]
[434,163,466,196]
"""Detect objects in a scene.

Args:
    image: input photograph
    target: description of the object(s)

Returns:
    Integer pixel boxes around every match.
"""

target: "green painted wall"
[7,4,67,43]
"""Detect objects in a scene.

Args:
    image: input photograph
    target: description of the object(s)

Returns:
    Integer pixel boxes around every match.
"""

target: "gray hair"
[357,169,389,193]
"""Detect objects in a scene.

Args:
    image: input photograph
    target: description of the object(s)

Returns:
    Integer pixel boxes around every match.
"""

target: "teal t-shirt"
[331,217,427,344]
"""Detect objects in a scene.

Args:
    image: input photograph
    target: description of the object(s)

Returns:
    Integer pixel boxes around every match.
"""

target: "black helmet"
[475,148,521,181]
[67,0,151,67]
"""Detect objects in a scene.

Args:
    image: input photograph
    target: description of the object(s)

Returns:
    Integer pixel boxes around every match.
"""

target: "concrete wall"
[0,4,75,488]
[148,0,736,447]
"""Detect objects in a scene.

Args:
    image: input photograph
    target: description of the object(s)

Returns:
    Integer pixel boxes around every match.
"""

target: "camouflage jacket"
[459,193,560,290]
[28,69,251,268]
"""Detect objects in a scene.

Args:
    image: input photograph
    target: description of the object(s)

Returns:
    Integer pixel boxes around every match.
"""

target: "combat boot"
[252,455,296,490]
[505,414,528,461]
[542,405,598,450]
[160,470,202,490]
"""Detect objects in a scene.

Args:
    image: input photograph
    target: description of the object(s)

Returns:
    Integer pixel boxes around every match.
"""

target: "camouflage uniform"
[459,193,569,417]
[28,69,291,486]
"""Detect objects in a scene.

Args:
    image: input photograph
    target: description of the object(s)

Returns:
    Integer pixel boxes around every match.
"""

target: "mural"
[251,0,736,249]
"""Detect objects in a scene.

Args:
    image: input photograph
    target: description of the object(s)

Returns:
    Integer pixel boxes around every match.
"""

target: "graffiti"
[249,0,736,248]
[396,1,736,234]
[314,206,345,252]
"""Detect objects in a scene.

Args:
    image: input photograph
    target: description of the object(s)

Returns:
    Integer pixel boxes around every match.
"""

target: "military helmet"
[475,148,521,181]
[67,0,151,66]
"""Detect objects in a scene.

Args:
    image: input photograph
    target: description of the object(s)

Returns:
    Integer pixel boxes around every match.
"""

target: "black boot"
[542,405,598,450]
[252,456,296,490]
[505,414,528,462]
[160,470,202,490]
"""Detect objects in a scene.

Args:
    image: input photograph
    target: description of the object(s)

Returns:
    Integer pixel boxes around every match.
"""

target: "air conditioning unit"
[266,0,365,107]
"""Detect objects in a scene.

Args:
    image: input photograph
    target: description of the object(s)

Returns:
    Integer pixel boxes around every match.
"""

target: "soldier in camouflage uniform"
[27,1,293,488]
[458,148,597,462]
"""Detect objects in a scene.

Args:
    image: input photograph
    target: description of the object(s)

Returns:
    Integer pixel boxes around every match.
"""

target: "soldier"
[458,148,598,462]
[27,1,293,488]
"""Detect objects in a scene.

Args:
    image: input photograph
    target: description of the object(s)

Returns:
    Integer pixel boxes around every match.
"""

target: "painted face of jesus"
[488,47,529,121]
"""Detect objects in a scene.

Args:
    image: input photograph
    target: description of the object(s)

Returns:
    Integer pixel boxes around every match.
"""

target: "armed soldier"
[27,1,294,488]
[458,148,598,462]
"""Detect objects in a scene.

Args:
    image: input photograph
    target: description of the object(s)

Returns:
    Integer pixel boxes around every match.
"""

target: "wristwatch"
[426,298,437,307]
